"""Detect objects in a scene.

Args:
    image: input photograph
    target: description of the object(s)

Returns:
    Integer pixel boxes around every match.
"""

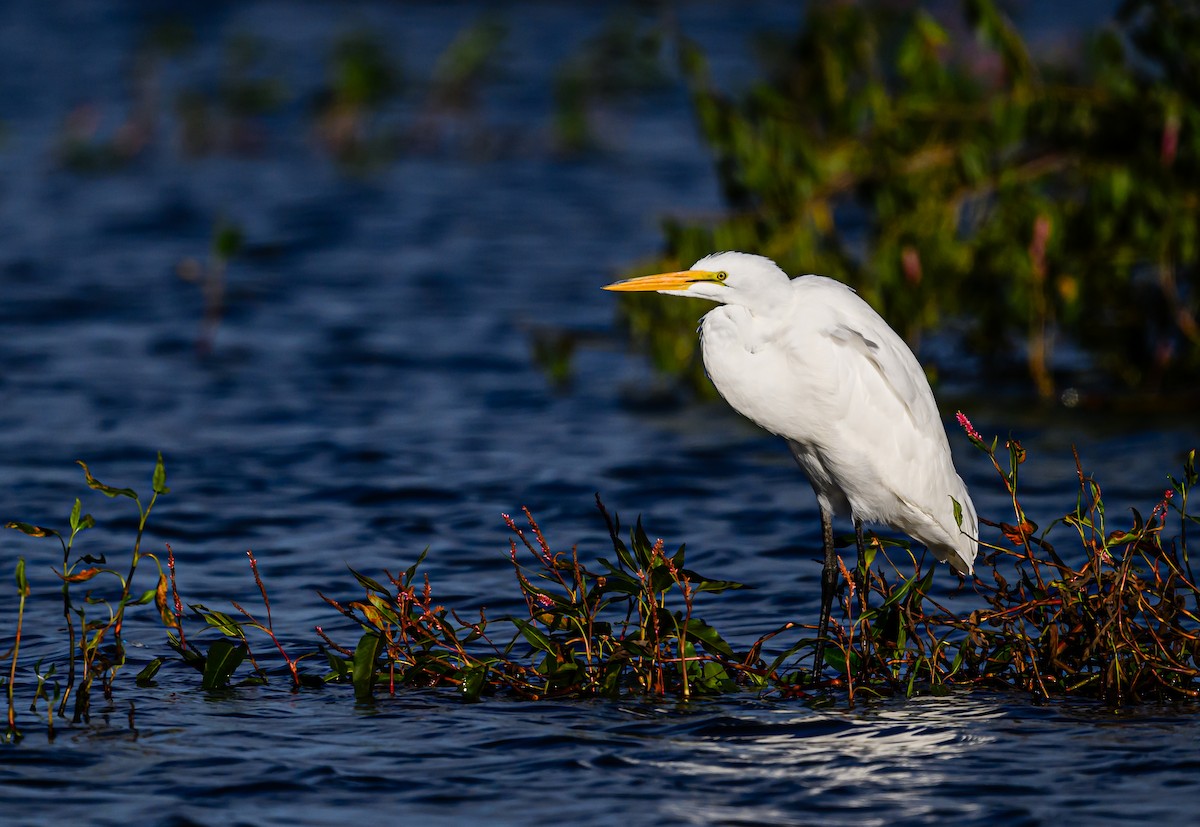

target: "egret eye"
[716,271,728,282]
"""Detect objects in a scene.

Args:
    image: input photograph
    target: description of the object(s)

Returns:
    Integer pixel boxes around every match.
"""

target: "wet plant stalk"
[5,559,29,742]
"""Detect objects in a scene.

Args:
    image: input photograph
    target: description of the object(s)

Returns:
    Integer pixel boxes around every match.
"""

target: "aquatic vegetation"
[319,504,753,702]
[55,20,194,172]
[806,417,1200,706]
[553,11,671,152]
[176,217,246,357]
[2,436,1197,741]
[615,0,1200,399]
[138,547,318,693]
[3,560,28,743]
[174,32,290,156]
[427,15,508,111]
[49,14,515,173]
[4,455,170,730]
[313,29,405,165]
[312,16,513,165]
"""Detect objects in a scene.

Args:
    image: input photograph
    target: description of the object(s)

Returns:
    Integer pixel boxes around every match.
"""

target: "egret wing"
[824,320,941,437]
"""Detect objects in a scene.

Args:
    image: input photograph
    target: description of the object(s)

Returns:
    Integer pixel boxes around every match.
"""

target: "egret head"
[603,251,790,305]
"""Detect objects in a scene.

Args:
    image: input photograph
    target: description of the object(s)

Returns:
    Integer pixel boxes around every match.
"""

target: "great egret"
[604,251,977,675]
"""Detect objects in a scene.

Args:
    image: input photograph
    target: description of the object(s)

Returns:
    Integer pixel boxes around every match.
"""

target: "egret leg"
[812,507,837,682]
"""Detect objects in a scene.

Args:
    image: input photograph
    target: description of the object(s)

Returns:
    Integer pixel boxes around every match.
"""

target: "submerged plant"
[258,434,1200,708]
[953,441,1200,704]
[427,15,508,111]
[319,502,760,702]
[3,559,30,743]
[800,415,1200,706]
[5,455,171,722]
[502,504,749,699]
[313,29,404,165]
[2,440,1198,744]
[177,216,245,358]
[553,11,670,152]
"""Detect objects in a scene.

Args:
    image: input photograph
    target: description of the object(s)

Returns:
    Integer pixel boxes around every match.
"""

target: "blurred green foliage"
[429,15,508,109]
[330,30,403,111]
[313,30,405,164]
[176,33,288,155]
[554,12,670,152]
[618,0,1200,399]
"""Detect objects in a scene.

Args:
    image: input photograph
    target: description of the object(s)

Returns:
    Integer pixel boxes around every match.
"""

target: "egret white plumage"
[604,251,977,675]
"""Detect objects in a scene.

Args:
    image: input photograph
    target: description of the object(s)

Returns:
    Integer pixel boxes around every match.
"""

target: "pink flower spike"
[536,593,554,608]
[956,410,982,443]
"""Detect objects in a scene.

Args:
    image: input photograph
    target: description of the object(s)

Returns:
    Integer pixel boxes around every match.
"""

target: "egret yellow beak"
[603,270,723,292]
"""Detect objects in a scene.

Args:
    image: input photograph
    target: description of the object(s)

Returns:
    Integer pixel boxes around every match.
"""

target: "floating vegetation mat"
[3,418,1197,743]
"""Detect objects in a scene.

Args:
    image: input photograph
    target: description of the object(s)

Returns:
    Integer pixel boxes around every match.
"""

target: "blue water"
[2,2,1198,825]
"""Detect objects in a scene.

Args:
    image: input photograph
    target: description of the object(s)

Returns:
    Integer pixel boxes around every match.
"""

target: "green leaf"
[683,618,734,658]
[821,647,845,672]
[77,460,138,500]
[324,649,351,680]
[130,588,158,606]
[136,657,165,686]
[952,497,964,528]
[402,547,430,587]
[861,542,878,573]
[6,521,59,539]
[632,518,653,569]
[512,617,555,653]
[351,630,385,701]
[592,563,641,595]
[201,640,247,689]
[192,604,246,638]
[682,569,746,593]
[349,567,390,595]
[152,452,170,495]
[949,645,966,675]
[213,220,245,262]
[168,634,206,670]
[15,558,28,594]
[461,663,488,702]
[364,592,401,625]
[612,534,636,573]
[695,659,734,692]
[649,565,678,594]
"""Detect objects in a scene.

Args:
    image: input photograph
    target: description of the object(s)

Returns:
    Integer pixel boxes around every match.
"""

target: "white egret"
[605,252,977,675]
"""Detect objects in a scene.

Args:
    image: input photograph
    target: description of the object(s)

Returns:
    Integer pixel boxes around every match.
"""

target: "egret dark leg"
[812,507,837,682]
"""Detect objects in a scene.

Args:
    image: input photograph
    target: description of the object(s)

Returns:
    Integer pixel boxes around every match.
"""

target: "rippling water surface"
[1,2,1198,825]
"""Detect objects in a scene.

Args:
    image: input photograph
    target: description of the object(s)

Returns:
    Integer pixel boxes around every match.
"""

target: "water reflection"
[630,693,1200,825]
[637,696,1001,824]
